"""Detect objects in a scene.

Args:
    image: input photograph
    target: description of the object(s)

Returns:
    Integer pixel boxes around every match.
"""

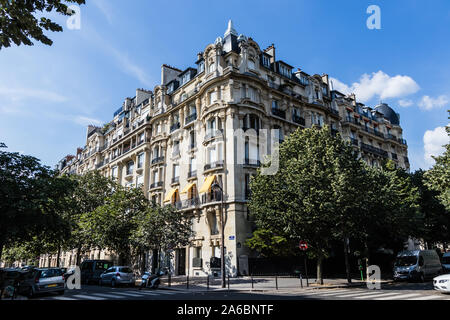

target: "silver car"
[19,268,65,298]
[100,266,135,287]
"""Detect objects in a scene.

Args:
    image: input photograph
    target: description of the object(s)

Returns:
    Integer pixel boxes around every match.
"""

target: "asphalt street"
[27,281,450,301]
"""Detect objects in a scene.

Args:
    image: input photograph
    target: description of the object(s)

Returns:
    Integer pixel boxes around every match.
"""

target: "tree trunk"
[316,255,324,285]
[344,237,351,283]
[56,246,61,268]
[75,244,82,266]
[0,240,3,262]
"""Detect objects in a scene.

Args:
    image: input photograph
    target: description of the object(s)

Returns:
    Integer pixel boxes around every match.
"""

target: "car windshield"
[40,269,62,278]
[395,256,417,266]
[442,257,450,264]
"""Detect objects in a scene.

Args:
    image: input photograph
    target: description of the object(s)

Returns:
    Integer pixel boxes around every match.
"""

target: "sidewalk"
[153,276,393,293]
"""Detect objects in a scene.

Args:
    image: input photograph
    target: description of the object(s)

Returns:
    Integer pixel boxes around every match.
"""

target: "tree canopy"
[0,0,85,49]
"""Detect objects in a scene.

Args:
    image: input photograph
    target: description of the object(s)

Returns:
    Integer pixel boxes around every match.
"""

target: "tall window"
[208,146,216,164]
[189,156,196,173]
[189,130,195,148]
[248,59,255,70]
[112,166,118,179]
[207,118,216,136]
[173,140,180,156]
[209,62,216,73]
[198,61,205,73]
[173,164,179,179]
[126,161,134,175]
[153,146,159,159]
[137,153,144,168]
[152,170,159,183]
[261,55,270,68]
[209,90,217,104]
[272,100,279,109]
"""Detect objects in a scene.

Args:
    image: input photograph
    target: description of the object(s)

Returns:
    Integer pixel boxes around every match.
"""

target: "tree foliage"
[0,0,85,49]
[425,144,450,211]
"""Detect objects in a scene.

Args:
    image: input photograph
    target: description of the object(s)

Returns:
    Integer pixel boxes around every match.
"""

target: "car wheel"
[111,279,116,288]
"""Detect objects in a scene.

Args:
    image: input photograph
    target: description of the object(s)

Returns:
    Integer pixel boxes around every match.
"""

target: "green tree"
[132,202,193,272]
[0,147,62,261]
[412,169,450,248]
[66,171,116,265]
[245,229,296,258]
[425,143,450,211]
[79,186,148,265]
[249,126,367,284]
[0,0,85,49]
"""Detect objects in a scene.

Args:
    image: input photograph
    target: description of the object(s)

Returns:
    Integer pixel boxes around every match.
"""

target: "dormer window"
[248,59,256,70]
[198,61,205,73]
[261,55,270,68]
[209,62,216,73]
[278,63,291,78]
[181,72,190,85]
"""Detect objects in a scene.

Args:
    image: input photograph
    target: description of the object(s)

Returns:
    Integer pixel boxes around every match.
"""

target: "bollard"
[300,274,303,288]
[168,273,171,287]
[275,274,278,290]
[186,275,189,290]
[227,275,230,291]
[251,275,254,289]
[207,276,209,291]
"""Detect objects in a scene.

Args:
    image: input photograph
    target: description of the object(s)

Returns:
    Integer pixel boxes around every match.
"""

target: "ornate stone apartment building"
[41,21,409,276]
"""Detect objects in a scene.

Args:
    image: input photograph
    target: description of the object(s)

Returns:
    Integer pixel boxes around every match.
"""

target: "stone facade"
[47,21,409,276]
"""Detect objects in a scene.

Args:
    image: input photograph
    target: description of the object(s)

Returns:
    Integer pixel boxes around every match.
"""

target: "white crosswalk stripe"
[296,289,352,296]
[71,294,106,300]
[312,290,358,297]
[334,291,388,298]
[113,291,143,297]
[375,293,422,300]
[91,293,125,299]
[354,292,404,299]
[407,295,444,300]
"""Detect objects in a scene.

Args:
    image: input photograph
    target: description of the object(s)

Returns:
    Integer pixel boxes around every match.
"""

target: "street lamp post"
[212,182,226,288]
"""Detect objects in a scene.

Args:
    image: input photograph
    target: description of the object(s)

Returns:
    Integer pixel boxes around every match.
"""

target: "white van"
[393,250,443,282]
[442,252,450,274]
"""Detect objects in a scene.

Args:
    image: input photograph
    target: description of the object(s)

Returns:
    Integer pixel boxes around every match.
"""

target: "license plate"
[47,284,57,288]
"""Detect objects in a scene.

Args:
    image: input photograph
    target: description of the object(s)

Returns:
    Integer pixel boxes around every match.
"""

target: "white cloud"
[398,99,413,107]
[418,95,449,111]
[330,71,420,103]
[73,116,103,126]
[110,48,153,88]
[0,87,67,103]
[423,125,449,167]
[92,0,114,24]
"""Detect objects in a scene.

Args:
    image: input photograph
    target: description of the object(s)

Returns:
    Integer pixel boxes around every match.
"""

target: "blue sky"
[0,0,449,171]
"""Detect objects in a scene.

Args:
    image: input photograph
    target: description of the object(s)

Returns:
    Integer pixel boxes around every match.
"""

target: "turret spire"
[224,19,237,37]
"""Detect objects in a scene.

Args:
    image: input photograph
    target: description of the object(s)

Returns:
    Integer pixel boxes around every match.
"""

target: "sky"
[0,0,449,171]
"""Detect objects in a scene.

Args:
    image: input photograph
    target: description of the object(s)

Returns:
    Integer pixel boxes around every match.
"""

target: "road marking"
[91,293,125,299]
[355,292,404,299]
[375,293,422,300]
[407,295,444,300]
[113,291,143,297]
[46,296,77,300]
[297,289,352,296]
[312,290,358,297]
[333,291,388,298]
[71,294,106,300]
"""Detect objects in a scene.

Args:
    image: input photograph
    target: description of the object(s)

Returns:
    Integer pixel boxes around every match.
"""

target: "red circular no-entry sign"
[299,241,308,251]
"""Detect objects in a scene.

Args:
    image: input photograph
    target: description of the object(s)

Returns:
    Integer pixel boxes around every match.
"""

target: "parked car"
[2,268,65,298]
[433,273,450,293]
[393,250,443,282]
[80,260,113,285]
[100,266,135,287]
[442,252,450,274]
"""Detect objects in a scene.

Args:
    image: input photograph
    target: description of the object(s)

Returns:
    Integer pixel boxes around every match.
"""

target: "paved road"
[30,281,450,301]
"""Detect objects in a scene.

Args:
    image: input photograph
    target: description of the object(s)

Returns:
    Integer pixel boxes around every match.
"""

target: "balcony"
[185,113,197,125]
[391,153,398,160]
[244,159,261,167]
[204,129,223,142]
[271,108,286,119]
[182,197,200,209]
[151,156,164,165]
[330,108,340,116]
[360,143,389,158]
[202,191,222,204]
[170,122,180,133]
[350,138,359,146]
[188,170,197,178]
[149,181,163,189]
[343,116,361,126]
[204,161,224,171]
[171,176,180,184]
[292,115,305,126]
[374,130,385,138]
